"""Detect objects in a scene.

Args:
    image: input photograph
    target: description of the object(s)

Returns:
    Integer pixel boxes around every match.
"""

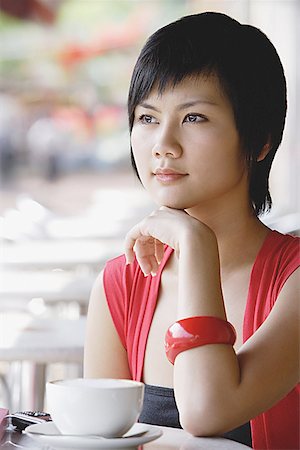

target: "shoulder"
[261,230,299,256]
[255,230,299,280]
[104,253,127,272]
[245,231,299,335]
[103,252,151,309]
[103,253,139,290]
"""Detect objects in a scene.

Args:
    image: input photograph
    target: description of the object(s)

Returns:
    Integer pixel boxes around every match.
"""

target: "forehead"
[139,74,231,107]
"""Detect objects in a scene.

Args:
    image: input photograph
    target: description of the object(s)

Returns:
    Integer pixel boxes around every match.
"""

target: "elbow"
[180,414,230,438]
[180,412,222,437]
[179,399,238,437]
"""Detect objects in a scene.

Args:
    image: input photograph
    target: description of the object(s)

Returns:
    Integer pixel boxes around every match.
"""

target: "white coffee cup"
[46,378,145,437]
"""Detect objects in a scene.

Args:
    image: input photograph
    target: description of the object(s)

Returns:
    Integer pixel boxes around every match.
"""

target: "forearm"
[174,230,242,434]
[174,236,299,435]
[177,228,226,319]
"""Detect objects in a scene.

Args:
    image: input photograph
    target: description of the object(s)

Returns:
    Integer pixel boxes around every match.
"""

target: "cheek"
[130,130,150,178]
[187,132,245,184]
[130,126,139,148]
[131,126,144,158]
[131,123,156,151]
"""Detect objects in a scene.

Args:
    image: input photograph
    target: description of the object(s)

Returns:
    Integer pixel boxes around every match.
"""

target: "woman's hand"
[124,206,211,276]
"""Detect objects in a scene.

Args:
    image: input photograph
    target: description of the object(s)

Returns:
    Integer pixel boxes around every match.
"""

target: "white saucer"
[25,421,163,449]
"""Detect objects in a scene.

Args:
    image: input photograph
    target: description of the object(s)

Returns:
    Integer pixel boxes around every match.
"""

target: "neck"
[186,198,270,272]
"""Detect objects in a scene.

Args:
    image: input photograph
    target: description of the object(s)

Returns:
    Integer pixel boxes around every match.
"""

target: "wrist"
[179,223,219,263]
[178,227,220,273]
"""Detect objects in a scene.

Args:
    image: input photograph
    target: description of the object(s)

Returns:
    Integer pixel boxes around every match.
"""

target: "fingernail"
[151,271,157,277]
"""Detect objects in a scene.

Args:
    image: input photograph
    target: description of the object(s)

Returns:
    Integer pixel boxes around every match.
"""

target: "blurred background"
[0,0,299,412]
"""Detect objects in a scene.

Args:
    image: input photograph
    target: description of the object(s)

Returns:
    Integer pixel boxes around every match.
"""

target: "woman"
[84,12,299,449]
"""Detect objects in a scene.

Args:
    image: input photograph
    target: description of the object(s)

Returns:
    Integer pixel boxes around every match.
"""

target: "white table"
[146,425,251,448]
[0,269,95,315]
[0,424,251,449]
[0,316,85,412]
[1,238,123,271]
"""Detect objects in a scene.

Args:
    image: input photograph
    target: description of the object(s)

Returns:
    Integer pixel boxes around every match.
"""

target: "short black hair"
[127,12,287,216]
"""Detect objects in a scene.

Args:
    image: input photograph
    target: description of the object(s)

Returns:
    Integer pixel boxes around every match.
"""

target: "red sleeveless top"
[103,230,300,449]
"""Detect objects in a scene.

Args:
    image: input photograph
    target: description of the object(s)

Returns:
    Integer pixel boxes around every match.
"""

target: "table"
[1,187,155,242]
[0,424,251,449]
[0,316,85,412]
[0,269,95,314]
[1,238,123,271]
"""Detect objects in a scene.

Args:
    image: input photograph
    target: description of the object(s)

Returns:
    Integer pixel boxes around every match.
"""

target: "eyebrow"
[138,99,218,112]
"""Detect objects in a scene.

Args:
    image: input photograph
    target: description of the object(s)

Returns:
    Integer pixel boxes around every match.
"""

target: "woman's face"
[130,75,248,212]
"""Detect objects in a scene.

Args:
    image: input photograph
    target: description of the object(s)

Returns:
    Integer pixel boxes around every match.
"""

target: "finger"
[133,236,159,276]
[134,236,156,256]
[134,236,156,272]
[155,239,165,264]
[124,239,136,265]
[136,254,159,276]
[135,256,153,276]
[149,254,159,276]
[124,225,143,264]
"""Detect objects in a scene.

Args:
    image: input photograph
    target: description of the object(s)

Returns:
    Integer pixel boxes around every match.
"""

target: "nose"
[152,126,182,159]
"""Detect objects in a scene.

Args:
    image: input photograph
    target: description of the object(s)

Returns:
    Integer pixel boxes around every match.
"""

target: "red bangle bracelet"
[165,316,236,365]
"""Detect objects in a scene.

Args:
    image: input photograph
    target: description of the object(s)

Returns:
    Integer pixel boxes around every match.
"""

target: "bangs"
[130,55,216,106]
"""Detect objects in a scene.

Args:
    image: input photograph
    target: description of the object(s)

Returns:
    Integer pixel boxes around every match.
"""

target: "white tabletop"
[0,269,94,305]
[1,424,251,449]
[1,238,123,270]
[147,425,251,448]
[0,316,85,362]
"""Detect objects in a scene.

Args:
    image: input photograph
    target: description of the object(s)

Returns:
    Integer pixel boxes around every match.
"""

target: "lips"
[153,168,187,183]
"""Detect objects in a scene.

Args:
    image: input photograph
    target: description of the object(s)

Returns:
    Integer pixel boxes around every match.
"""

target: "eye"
[138,114,158,124]
[183,114,207,123]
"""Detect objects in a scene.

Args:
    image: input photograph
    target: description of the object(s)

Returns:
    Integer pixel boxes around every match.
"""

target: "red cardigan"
[103,230,300,449]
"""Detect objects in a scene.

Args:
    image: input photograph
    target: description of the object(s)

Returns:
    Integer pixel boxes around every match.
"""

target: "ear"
[257,141,271,162]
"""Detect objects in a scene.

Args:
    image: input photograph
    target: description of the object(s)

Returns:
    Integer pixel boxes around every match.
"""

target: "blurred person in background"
[84,12,299,450]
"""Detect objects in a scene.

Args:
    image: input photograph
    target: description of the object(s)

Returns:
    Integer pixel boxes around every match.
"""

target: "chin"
[156,198,195,210]
[150,187,201,210]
